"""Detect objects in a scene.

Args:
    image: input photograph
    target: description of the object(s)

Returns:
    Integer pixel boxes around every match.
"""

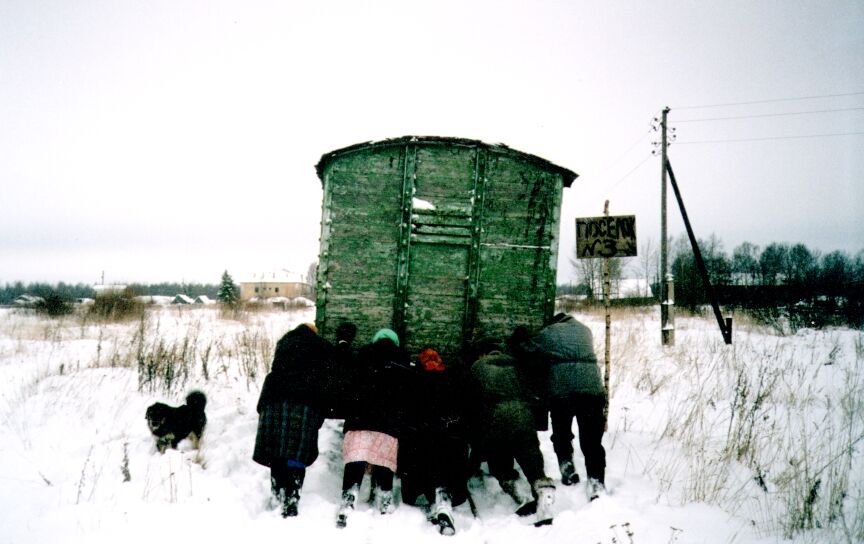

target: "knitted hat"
[418,348,445,372]
[371,328,399,347]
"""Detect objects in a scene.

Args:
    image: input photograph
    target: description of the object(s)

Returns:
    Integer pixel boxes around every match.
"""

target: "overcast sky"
[2,1,862,286]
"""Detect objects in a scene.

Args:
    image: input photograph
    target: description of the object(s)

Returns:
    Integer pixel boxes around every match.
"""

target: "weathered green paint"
[314,136,577,363]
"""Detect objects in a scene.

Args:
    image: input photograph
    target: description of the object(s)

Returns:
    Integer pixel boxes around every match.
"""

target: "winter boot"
[270,477,286,511]
[533,479,556,527]
[281,473,302,518]
[500,479,535,516]
[587,477,606,501]
[270,478,299,518]
[432,487,456,536]
[336,485,358,528]
[282,491,298,517]
[375,487,395,515]
[559,460,579,486]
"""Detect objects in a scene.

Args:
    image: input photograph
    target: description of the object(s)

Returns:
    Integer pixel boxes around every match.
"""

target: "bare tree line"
[566,236,864,325]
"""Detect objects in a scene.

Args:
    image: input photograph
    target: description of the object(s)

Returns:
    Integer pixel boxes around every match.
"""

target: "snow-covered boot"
[336,485,358,528]
[270,477,286,511]
[281,474,302,517]
[375,487,395,515]
[533,479,555,527]
[587,477,606,501]
[282,486,300,517]
[500,479,534,515]
[559,460,579,486]
[282,491,298,517]
[432,487,455,536]
[270,477,296,518]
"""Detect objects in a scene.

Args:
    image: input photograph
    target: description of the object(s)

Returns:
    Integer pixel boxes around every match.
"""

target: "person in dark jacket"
[469,337,556,527]
[519,313,607,500]
[252,322,334,517]
[398,347,470,536]
[326,321,358,419]
[336,328,412,528]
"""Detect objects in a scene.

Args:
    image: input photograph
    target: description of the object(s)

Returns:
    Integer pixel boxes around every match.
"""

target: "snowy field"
[0,305,861,544]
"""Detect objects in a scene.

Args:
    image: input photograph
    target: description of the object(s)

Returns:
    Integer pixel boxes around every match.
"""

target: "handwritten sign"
[576,215,637,258]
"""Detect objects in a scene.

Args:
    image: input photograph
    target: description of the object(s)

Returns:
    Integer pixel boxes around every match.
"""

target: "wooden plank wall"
[473,153,561,341]
[317,145,405,345]
[317,140,566,361]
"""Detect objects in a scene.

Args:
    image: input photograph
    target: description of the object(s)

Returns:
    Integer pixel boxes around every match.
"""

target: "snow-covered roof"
[172,294,194,304]
[134,295,173,305]
[93,284,127,293]
[14,294,44,306]
[612,278,653,299]
[194,295,215,304]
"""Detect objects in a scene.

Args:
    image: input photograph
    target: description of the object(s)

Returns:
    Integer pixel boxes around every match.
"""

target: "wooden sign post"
[576,214,637,259]
[576,203,637,428]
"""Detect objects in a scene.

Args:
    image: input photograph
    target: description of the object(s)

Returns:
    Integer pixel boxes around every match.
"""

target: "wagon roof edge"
[314,135,578,187]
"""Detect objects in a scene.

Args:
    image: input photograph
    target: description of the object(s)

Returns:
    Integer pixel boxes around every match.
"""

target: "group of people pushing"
[252,312,607,534]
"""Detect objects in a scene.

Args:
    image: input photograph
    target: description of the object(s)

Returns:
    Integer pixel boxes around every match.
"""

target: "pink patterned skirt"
[342,430,399,472]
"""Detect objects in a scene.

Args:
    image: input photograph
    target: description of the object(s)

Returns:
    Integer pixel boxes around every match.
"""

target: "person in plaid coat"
[253,322,335,517]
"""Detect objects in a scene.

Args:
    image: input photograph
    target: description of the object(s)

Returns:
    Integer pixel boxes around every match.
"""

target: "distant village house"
[14,294,44,307]
[239,271,313,301]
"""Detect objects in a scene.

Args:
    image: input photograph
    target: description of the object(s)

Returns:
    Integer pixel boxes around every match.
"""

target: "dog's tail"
[186,390,207,411]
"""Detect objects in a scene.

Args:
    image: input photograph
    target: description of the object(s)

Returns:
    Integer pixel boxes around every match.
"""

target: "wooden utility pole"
[659,107,675,346]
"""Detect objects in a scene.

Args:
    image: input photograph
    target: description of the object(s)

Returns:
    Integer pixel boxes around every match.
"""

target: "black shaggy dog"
[145,390,207,453]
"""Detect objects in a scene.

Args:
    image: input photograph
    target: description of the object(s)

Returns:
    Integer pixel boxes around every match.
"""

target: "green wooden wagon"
[314,136,577,363]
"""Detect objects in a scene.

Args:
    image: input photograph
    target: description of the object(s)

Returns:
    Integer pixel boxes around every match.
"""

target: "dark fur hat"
[335,322,357,343]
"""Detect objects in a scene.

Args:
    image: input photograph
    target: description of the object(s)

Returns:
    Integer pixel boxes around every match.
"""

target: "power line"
[673,91,864,110]
[591,128,652,178]
[591,109,666,177]
[674,106,864,123]
[676,131,864,145]
[604,153,653,194]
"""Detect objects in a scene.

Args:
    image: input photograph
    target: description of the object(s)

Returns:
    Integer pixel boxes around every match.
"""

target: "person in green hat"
[336,328,413,528]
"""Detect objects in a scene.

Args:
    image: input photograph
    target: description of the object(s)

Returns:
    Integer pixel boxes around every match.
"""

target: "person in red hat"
[398,347,471,536]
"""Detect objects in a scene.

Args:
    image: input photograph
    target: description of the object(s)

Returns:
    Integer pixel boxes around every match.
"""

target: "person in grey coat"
[519,313,607,500]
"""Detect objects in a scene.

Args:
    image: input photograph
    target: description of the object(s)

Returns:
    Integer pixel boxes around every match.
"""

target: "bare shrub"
[88,289,145,322]
[34,291,74,317]
[213,328,272,388]
[136,317,199,393]
[605,313,864,540]
[121,441,131,482]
